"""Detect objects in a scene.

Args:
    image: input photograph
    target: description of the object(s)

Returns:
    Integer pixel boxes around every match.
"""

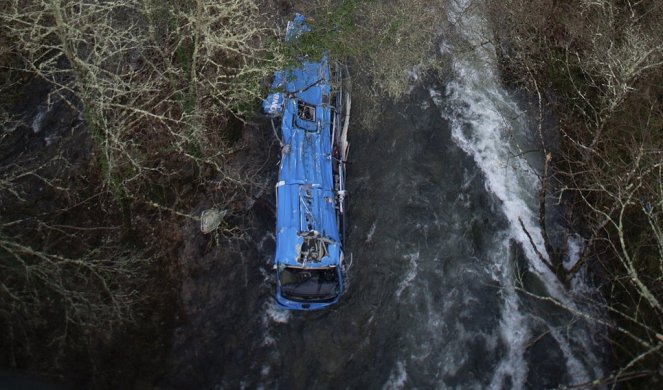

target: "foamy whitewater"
[429,1,603,388]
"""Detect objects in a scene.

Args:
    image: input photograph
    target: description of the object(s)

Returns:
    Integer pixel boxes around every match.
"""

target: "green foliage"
[175,41,195,79]
[284,0,367,61]
[287,0,448,107]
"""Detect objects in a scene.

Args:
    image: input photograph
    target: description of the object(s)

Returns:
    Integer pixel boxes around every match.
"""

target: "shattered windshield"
[279,266,339,302]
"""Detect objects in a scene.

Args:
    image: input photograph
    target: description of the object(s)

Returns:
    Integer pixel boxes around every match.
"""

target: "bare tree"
[2,0,282,196]
[487,0,663,385]
[0,0,286,380]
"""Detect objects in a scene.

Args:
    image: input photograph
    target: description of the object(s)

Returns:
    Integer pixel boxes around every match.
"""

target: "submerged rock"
[200,208,227,234]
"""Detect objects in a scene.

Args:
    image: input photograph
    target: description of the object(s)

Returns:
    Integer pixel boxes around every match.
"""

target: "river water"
[166,2,606,389]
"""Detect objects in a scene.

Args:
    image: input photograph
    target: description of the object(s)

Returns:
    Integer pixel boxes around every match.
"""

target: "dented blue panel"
[262,71,284,116]
[285,13,311,42]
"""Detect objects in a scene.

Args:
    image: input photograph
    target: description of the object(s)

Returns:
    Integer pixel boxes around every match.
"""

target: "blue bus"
[263,14,351,310]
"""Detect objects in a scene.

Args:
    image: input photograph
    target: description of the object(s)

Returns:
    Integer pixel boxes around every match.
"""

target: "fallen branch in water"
[518,216,554,273]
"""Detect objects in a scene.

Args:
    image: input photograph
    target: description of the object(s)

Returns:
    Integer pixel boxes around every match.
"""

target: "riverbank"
[487,1,663,387]
[0,0,287,387]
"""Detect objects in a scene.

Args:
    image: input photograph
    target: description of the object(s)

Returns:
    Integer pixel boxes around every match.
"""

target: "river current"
[166,2,606,389]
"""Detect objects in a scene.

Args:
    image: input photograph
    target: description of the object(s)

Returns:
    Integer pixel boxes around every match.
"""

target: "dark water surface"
[165,3,606,388]
[165,80,602,389]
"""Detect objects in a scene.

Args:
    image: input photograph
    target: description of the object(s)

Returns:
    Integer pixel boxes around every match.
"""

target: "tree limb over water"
[488,0,663,386]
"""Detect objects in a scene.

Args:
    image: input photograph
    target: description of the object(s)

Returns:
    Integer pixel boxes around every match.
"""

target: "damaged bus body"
[263,14,350,310]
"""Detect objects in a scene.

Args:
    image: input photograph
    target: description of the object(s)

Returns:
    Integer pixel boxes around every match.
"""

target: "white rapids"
[425,1,605,388]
